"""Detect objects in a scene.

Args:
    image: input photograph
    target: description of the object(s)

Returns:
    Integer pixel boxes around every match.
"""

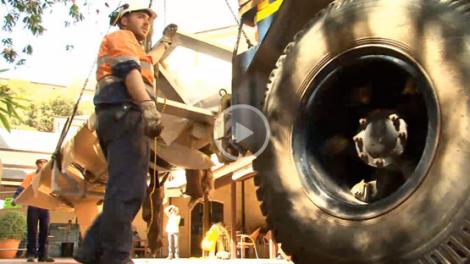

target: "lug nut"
[388,114,399,121]
[375,159,384,168]
[354,137,363,143]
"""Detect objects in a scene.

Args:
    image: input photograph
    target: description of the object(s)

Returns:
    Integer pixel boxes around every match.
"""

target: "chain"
[224,0,254,48]
[233,19,244,57]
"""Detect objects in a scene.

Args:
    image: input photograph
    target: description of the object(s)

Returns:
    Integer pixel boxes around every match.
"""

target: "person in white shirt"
[164,205,181,259]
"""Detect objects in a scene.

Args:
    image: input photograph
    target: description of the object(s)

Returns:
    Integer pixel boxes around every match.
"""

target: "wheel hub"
[353,112,408,168]
[293,46,439,218]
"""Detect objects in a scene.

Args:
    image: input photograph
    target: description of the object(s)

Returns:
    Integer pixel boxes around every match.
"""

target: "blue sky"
[0,0,238,85]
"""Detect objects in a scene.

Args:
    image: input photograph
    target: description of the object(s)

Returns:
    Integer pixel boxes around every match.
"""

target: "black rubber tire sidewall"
[255,0,470,263]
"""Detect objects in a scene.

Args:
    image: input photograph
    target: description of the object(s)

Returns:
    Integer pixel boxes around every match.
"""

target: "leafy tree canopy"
[0,83,27,131]
[23,95,83,132]
[0,0,108,65]
[1,79,93,132]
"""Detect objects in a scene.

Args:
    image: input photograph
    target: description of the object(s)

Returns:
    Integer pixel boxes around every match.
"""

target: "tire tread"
[256,0,470,263]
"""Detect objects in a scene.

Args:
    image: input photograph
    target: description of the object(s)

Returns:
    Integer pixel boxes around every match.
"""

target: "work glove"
[139,100,164,138]
[160,23,178,48]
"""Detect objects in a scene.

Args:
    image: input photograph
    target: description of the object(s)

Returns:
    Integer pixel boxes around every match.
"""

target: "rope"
[145,94,168,242]
[144,0,169,249]
[145,53,169,250]
[224,0,254,48]
[146,138,158,240]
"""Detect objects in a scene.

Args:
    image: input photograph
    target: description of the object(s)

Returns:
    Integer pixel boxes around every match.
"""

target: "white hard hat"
[110,0,157,26]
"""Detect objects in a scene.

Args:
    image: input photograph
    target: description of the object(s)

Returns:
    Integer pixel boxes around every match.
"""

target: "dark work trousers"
[80,105,149,264]
[26,206,50,258]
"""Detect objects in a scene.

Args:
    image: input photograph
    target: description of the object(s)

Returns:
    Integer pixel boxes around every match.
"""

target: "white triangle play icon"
[234,123,254,143]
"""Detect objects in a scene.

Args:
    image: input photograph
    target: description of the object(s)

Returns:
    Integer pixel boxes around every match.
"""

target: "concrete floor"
[0,258,293,263]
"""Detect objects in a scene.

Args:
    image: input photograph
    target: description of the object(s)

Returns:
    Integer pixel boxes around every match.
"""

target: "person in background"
[13,158,54,262]
[164,205,181,259]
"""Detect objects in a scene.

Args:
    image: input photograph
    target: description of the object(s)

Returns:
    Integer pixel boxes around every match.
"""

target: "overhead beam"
[0,181,21,186]
[212,155,256,178]
[175,32,233,62]
[231,163,256,182]
[213,155,256,189]
[164,154,257,194]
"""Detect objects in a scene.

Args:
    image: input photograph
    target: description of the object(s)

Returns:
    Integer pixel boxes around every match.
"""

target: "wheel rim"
[292,45,440,219]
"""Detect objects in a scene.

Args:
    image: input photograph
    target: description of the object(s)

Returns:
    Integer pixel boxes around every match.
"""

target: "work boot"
[38,257,55,262]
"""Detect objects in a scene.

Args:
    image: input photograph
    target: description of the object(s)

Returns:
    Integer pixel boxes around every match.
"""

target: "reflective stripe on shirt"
[97,55,140,67]
[96,30,155,86]
[95,75,156,100]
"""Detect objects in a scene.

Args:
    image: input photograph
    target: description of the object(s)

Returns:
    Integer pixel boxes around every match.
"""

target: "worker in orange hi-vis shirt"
[13,158,54,262]
[75,0,177,263]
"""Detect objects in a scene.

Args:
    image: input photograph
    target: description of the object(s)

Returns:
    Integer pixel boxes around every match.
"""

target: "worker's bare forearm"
[148,42,168,64]
[125,69,151,102]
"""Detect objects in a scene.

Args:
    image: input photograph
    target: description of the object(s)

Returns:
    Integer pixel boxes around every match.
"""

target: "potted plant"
[0,211,26,259]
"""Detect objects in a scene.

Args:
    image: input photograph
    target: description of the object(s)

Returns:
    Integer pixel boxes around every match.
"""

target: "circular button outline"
[213,104,271,161]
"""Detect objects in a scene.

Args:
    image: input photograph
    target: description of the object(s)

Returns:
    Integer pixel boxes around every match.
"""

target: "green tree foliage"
[0,84,27,131]
[4,80,92,132]
[1,0,88,64]
[22,96,82,132]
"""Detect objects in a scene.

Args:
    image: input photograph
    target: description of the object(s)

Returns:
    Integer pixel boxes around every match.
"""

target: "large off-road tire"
[254,0,470,263]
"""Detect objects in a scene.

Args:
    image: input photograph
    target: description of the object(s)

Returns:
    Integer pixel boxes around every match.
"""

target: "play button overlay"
[234,123,254,143]
[213,104,271,161]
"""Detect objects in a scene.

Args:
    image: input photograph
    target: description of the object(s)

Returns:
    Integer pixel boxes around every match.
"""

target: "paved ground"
[0,258,292,263]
